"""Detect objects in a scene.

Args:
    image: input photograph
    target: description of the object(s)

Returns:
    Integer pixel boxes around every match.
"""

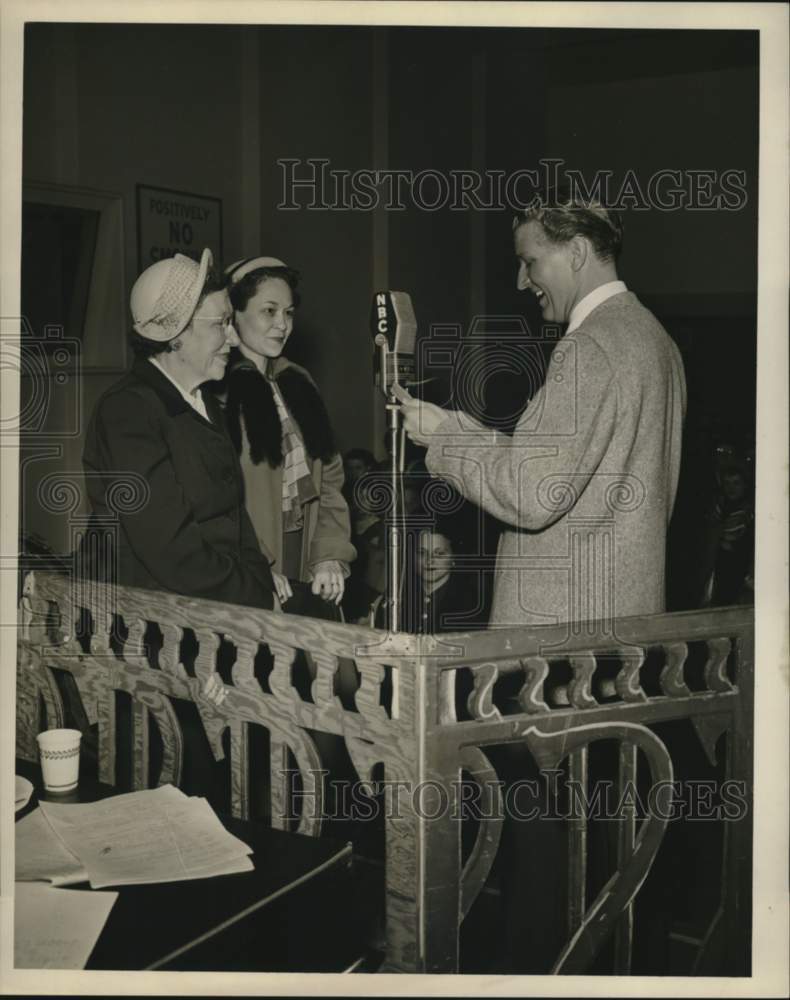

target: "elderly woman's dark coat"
[81,357,274,609]
[81,357,275,812]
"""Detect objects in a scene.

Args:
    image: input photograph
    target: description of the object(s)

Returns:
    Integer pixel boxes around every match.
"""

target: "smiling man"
[401,191,687,631]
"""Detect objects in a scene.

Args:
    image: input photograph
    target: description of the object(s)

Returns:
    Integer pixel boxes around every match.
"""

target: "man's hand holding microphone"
[392,382,457,447]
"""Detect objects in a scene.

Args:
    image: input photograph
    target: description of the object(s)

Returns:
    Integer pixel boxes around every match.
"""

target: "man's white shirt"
[566,280,627,334]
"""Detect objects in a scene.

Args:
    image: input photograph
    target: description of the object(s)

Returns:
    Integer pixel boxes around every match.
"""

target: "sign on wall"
[136,184,223,270]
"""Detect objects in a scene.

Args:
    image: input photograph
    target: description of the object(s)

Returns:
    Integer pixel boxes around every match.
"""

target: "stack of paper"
[15,808,87,886]
[17,784,253,889]
[14,883,118,970]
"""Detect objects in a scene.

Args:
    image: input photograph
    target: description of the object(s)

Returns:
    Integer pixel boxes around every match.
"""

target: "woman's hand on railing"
[310,561,345,605]
[272,571,293,606]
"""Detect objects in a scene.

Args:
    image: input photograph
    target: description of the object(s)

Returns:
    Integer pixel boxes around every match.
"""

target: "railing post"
[381,654,462,973]
[724,628,754,974]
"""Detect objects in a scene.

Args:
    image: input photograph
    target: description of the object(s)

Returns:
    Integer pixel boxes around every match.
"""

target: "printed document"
[14,882,118,969]
[38,784,253,888]
[15,807,87,886]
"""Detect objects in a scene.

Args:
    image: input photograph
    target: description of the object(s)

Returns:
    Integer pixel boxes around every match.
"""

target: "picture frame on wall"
[136,184,223,272]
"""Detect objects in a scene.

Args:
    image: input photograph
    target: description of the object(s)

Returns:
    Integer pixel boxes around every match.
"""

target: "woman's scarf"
[269,380,317,530]
[223,356,337,528]
[224,356,336,467]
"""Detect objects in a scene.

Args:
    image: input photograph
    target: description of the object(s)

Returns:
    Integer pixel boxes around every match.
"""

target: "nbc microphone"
[369,291,418,634]
[370,291,417,397]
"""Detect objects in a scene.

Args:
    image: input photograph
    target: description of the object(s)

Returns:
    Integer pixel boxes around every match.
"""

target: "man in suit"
[400,192,687,972]
[401,193,686,633]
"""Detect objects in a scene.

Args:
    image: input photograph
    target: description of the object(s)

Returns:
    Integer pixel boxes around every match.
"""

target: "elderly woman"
[82,249,275,611]
[81,249,276,807]
[222,256,355,610]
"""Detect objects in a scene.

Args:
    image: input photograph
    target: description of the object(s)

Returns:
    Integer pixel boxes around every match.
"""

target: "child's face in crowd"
[417,531,453,585]
[722,472,746,502]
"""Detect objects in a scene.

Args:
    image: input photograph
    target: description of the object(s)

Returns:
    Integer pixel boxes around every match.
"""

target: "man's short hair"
[514,187,624,262]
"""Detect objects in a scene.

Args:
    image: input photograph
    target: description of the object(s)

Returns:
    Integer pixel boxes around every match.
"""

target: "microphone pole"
[371,291,417,634]
[382,342,403,633]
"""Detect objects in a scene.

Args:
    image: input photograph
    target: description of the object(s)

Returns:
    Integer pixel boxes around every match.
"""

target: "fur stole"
[223,356,336,468]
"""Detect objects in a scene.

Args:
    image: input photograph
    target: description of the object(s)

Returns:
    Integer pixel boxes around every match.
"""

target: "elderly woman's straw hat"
[131,248,212,342]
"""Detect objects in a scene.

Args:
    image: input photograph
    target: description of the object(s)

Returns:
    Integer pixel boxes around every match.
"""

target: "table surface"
[15,759,357,972]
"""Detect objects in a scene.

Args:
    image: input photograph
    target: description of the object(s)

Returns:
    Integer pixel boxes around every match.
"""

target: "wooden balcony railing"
[17,570,753,975]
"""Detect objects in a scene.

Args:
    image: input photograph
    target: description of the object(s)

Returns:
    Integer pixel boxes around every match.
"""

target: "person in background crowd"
[364,522,480,634]
[221,256,355,616]
[701,464,754,606]
[399,526,471,634]
[343,448,378,496]
[343,447,380,540]
[341,449,385,623]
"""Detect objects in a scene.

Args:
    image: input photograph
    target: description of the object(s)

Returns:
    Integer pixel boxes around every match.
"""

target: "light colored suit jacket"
[425,291,686,634]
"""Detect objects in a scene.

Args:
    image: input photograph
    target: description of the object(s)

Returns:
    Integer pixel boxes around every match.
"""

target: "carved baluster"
[131,698,149,791]
[97,681,116,786]
[159,622,187,679]
[679,636,734,767]
[659,642,691,697]
[704,637,734,692]
[568,653,598,709]
[615,646,647,702]
[613,740,638,973]
[438,668,457,725]
[89,598,112,657]
[232,639,260,694]
[192,628,228,764]
[466,662,502,722]
[194,627,221,686]
[518,656,550,714]
[354,659,388,720]
[268,639,300,703]
[567,747,588,935]
[229,719,250,820]
[270,735,291,831]
[310,649,340,708]
[65,588,82,650]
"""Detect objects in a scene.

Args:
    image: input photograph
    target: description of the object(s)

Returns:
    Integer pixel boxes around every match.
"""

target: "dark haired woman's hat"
[130,248,212,342]
[225,256,288,286]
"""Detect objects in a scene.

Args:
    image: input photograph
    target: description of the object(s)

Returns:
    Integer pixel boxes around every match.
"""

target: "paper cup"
[36,728,82,793]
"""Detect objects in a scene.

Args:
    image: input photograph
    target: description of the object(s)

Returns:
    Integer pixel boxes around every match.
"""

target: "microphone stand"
[379,341,403,633]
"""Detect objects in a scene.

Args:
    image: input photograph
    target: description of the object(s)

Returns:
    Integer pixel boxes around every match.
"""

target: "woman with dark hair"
[222,256,355,611]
